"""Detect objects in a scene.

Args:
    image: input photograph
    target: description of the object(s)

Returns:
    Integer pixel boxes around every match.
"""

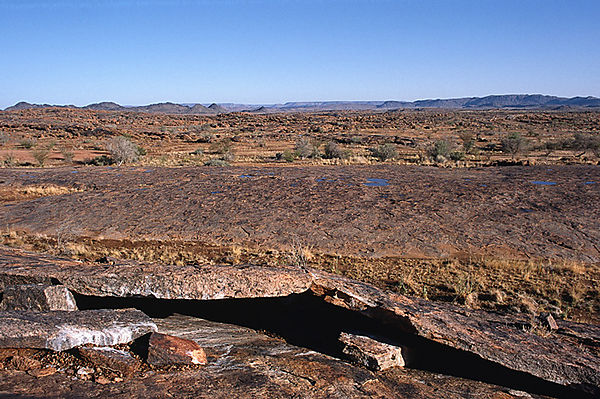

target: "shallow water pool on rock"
[531,181,556,186]
[364,178,389,187]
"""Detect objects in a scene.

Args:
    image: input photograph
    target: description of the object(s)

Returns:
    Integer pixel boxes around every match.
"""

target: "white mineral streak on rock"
[62,288,78,311]
[48,321,157,351]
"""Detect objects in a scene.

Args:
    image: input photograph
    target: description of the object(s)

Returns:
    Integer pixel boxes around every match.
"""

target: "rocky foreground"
[0,246,598,398]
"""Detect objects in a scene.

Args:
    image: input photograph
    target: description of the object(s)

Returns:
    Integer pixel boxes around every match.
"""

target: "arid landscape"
[0,105,599,398]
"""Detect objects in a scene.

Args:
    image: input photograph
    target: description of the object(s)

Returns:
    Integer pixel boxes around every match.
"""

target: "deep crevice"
[73,291,593,399]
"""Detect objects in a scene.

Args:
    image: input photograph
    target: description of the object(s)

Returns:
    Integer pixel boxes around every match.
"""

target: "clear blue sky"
[0,0,598,108]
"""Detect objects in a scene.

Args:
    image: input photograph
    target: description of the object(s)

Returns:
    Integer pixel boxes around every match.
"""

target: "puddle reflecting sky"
[364,178,389,187]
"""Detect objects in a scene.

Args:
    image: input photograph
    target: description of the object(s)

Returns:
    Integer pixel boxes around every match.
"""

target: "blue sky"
[0,0,598,108]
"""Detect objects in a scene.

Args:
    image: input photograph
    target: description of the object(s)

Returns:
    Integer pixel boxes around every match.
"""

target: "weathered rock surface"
[0,284,77,311]
[0,247,598,396]
[0,165,599,262]
[77,347,141,376]
[339,332,404,371]
[310,269,600,395]
[0,246,311,300]
[146,332,207,367]
[0,309,157,351]
[0,314,548,398]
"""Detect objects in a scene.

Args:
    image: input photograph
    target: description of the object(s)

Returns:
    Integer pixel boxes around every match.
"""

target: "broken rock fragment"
[77,346,141,376]
[146,332,207,367]
[0,284,77,311]
[339,332,405,371]
[0,309,157,351]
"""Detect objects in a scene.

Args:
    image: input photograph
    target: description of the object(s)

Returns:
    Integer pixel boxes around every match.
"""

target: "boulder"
[0,284,77,311]
[146,332,207,367]
[339,332,404,371]
[0,309,157,351]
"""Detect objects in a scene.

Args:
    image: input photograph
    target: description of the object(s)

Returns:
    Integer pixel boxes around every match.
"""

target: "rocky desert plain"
[0,103,599,398]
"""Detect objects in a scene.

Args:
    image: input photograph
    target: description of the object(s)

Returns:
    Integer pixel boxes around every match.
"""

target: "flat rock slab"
[0,309,157,351]
[0,284,77,311]
[1,165,599,261]
[0,246,312,300]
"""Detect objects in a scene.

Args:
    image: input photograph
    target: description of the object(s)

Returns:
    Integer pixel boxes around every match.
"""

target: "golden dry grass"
[0,185,82,202]
[1,229,597,322]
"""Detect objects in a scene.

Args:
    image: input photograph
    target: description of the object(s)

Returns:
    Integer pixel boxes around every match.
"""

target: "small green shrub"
[60,148,74,163]
[571,133,600,156]
[84,155,114,166]
[277,150,296,162]
[2,153,16,167]
[459,132,476,153]
[32,147,51,166]
[0,132,9,146]
[500,132,527,157]
[449,150,465,161]
[370,143,398,161]
[209,138,232,154]
[294,137,320,159]
[323,141,348,159]
[204,159,230,166]
[19,138,36,149]
[196,132,215,143]
[427,140,451,160]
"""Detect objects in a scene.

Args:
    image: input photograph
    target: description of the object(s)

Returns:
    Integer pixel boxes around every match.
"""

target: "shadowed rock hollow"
[0,247,598,398]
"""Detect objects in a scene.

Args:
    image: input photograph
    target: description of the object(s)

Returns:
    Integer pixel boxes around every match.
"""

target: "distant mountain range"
[4,95,600,114]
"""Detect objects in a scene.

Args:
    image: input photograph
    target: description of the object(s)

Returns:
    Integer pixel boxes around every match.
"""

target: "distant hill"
[5,101,218,114]
[207,103,228,114]
[84,102,126,111]
[4,94,600,114]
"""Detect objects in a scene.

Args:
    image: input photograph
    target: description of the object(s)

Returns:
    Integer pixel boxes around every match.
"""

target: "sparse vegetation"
[0,132,8,146]
[204,159,230,166]
[32,146,51,166]
[294,137,320,159]
[106,136,140,165]
[459,132,476,154]
[84,155,114,166]
[427,139,450,160]
[323,141,348,159]
[500,132,527,157]
[1,153,17,167]
[278,149,296,162]
[209,138,232,155]
[18,138,36,149]
[61,147,74,163]
[369,143,398,161]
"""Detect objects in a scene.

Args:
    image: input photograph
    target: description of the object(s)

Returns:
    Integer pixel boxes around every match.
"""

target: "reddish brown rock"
[146,332,207,367]
[0,284,77,311]
[339,332,404,371]
[77,346,141,376]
